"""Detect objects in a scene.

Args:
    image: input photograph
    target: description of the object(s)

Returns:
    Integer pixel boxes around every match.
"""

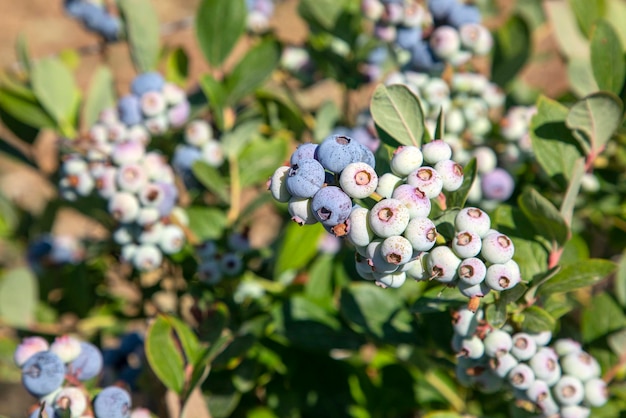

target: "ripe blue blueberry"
[21,351,66,397]
[315,135,375,173]
[290,143,319,165]
[117,95,143,126]
[93,386,132,418]
[68,341,103,381]
[311,186,353,227]
[396,27,422,50]
[481,168,515,201]
[428,0,457,21]
[131,72,165,97]
[447,4,481,28]
[286,159,326,198]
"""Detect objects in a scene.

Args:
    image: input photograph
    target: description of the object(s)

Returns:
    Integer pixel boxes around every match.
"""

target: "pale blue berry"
[457,257,487,286]
[286,159,326,198]
[403,216,437,252]
[529,347,561,386]
[583,377,608,407]
[483,329,513,357]
[369,198,411,238]
[311,186,353,227]
[290,143,318,165]
[269,166,292,203]
[426,245,461,283]
[452,230,482,258]
[455,207,491,237]
[489,352,517,378]
[510,333,537,361]
[560,351,601,382]
[376,173,403,198]
[406,166,443,199]
[554,375,585,406]
[288,197,317,226]
[422,139,452,164]
[508,363,535,390]
[380,235,413,265]
[452,307,483,336]
[346,207,375,247]
[373,270,407,288]
[434,159,464,191]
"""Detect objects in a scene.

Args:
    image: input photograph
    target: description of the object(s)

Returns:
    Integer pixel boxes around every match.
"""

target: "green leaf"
[168,316,202,364]
[275,222,325,275]
[298,0,347,30]
[82,66,115,128]
[145,315,186,394]
[186,206,228,241]
[165,47,189,87]
[537,259,616,296]
[521,306,556,333]
[237,136,288,187]
[370,84,425,148]
[566,92,624,154]
[196,0,246,68]
[570,0,606,38]
[432,209,460,243]
[304,254,334,306]
[314,101,340,142]
[444,158,476,209]
[581,293,626,343]
[545,1,589,59]
[0,268,37,327]
[199,74,227,131]
[118,0,161,72]
[0,192,18,237]
[31,57,79,130]
[590,19,626,94]
[606,0,626,48]
[433,108,444,141]
[567,58,600,98]
[0,86,56,129]
[225,40,280,105]
[530,95,584,182]
[220,120,262,158]
[518,188,569,247]
[15,34,31,73]
[491,14,531,87]
[615,252,626,307]
[192,161,230,202]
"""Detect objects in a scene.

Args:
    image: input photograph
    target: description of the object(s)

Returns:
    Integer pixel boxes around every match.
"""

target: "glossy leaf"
[220,120,262,158]
[275,222,325,275]
[118,0,161,72]
[225,39,280,105]
[370,84,425,148]
[82,66,115,129]
[165,47,190,87]
[566,92,623,153]
[0,268,37,327]
[521,306,556,333]
[304,254,334,306]
[145,315,185,394]
[518,188,569,247]
[530,95,584,182]
[31,57,79,129]
[491,14,531,87]
[192,161,230,202]
[196,0,246,68]
[0,86,56,130]
[537,259,616,296]
[581,293,626,343]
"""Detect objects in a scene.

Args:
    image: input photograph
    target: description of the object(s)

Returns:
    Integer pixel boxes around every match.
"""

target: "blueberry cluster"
[64,0,121,41]
[362,0,493,75]
[117,72,191,134]
[15,335,135,418]
[172,119,225,189]
[27,234,85,273]
[58,102,187,272]
[195,231,252,285]
[451,309,609,417]
[101,332,146,391]
[246,0,275,33]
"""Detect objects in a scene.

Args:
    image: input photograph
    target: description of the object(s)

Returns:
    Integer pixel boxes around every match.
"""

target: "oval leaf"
[31,57,79,128]
[82,66,115,129]
[537,259,616,296]
[370,84,425,148]
[196,0,246,68]
[145,315,186,394]
[118,0,161,73]
[518,188,569,247]
[566,92,624,153]
[0,268,37,327]
[521,306,556,333]
[590,19,626,94]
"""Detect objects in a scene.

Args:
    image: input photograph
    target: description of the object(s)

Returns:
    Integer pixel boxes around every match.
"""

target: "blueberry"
[111,141,145,166]
[346,207,375,247]
[373,270,407,288]
[131,72,165,97]
[361,0,384,20]
[118,95,143,126]
[391,184,432,218]
[452,230,482,259]
[132,244,163,271]
[481,168,515,201]
[286,159,326,198]
[422,139,452,164]
[560,351,601,382]
[365,239,400,274]
[369,198,411,238]
[396,27,422,50]
[14,337,49,367]
[380,235,413,265]
[451,307,483,336]
[269,166,292,203]
[290,143,319,165]
[457,257,487,285]
[29,404,55,418]
[447,4,481,28]
[375,173,403,198]
[429,26,461,59]
[554,375,585,406]
[434,159,464,191]
[288,197,317,226]
[483,329,513,358]
[560,405,591,418]
[406,166,443,199]
[167,100,191,128]
[408,40,441,72]
[510,333,537,361]
[315,134,375,173]
[21,351,66,397]
[554,338,582,357]
[428,0,457,21]
[528,347,561,386]
[68,342,103,381]
[93,386,132,418]
[458,335,485,359]
[489,352,517,378]
[158,225,185,254]
[458,280,490,298]
[459,23,493,55]
[583,377,608,407]
[201,140,225,168]
[390,146,424,177]
[455,207,491,238]
[50,335,82,363]
[508,363,535,390]
[484,261,521,291]
[55,386,88,417]
[426,245,461,283]
[481,232,515,264]
[403,216,437,252]
[339,162,379,199]
[311,186,353,227]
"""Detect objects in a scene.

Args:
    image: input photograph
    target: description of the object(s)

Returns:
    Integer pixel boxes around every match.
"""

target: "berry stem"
[368,191,384,202]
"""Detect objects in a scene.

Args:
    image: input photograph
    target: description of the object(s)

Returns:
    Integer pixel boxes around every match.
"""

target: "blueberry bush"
[1,0,626,417]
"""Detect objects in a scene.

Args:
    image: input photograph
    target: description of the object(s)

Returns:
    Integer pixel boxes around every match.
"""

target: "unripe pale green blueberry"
[390,146,423,177]
[269,166,292,203]
[121,243,138,263]
[145,114,169,135]
[468,117,491,138]
[489,352,518,378]
[55,386,88,418]
[560,405,591,418]
[50,335,81,363]
[404,216,437,252]
[369,198,410,238]
[185,119,213,147]
[459,280,491,298]
[484,262,521,291]
[510,333,537,361]
[554,338,582,357]
[380,235,413,265]
[426,246,461,283]
[138,222,163,245]
[376,173,403,198]
[365,240,400,274]
[481,232,515,264]
[483,329,513,358]
[458,335,485,359]
[583,378,608,407]
[560,351,601,382]
[391,184,432,218]
[141,91,166,117]
[288,197,318,226]
[508,363,535,390]
[136,207,160,226]
[374,270,407,288]
[339,162,379,198]
[422,140,452,165]
[445,108,466,134]
[435,159,464,192]
[404,254,429,281]
[201,140,225,167]
[531,330,553,347]
[116,163,148,193]
[452,307,483,336]
[459,23,493,55]
[455,207,491,238]
[452,230,482,258]
[529,347,561,386]
[553,375,585,406]
[133,244,163,271]
[423,78,450,107]
[346,207,375,247]
[406,167,443,199]
[472,146,497,174]
[14,337,49,367]
[158,224,185,254]
[457,257,487,286]
[525,378,551,403]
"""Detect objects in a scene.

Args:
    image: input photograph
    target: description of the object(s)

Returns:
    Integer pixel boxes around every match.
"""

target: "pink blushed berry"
[14,337,49,367]
[50,335,82,363]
